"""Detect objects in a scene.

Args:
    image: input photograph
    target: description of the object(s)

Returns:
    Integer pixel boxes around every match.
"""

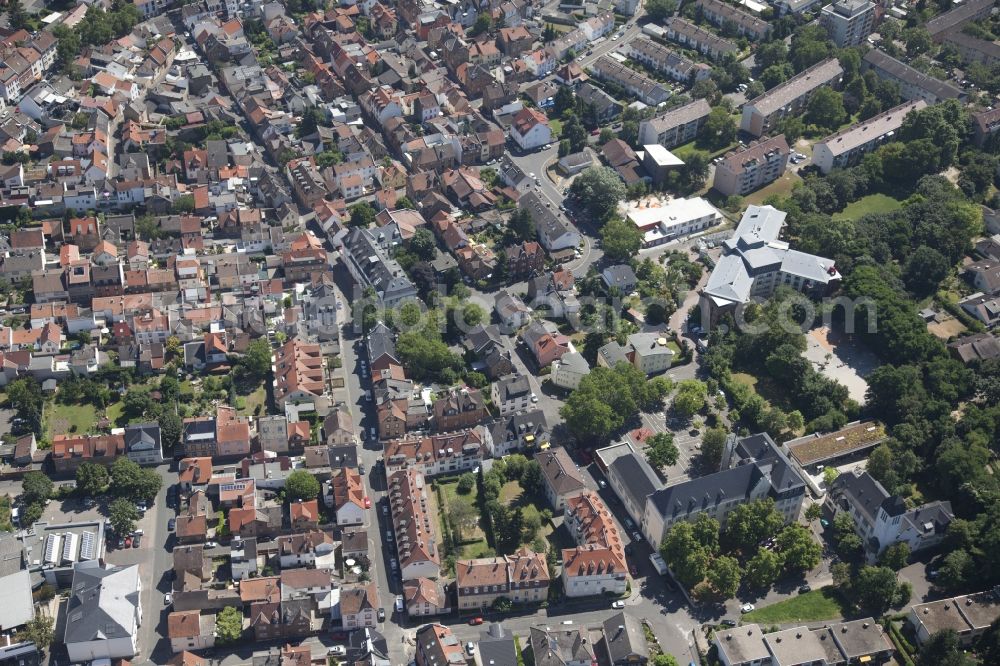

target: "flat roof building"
[820,0,876,47]
[713,135,790,196]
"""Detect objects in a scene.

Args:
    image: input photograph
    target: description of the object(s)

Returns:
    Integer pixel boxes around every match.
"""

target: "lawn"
[237,384,267,417]
[439,478,487,543]
[832,194,903,221]
[730,372,796,413]
[549,119,563,139]
[673,139,738,161]
[502,479,555,545]
[106,401,126,426]
[44,401,98,439]
[742,171,803,208]
[742,588,849,624]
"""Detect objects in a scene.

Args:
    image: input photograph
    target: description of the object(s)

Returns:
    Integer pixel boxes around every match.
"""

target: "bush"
[457,473,476,494]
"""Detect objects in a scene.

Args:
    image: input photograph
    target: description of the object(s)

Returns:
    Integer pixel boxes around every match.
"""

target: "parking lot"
[640,410,707,486]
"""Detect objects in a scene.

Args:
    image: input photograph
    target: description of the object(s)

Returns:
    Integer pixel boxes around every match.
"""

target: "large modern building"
[812,100,926,173]
[741,58,844,137]
[712,135,790,197]
[699,205,840,329]
[64,563,142,663]
[642,433,807,549]
[820,0,876,47]
[626,196,722,247]
[638,99,712,149]
[862,49,965,104]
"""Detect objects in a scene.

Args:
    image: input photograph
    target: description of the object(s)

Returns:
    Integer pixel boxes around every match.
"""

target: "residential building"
[700,206,840,329]
[455,547,549,610]
[960,292,1000,327]
[698,0,771,39]
[713,623,771,666]
[124,423,163,466]
[820,0,876,47]
[601,613,649,666]
[643,433,807,548]
[943,32,1000,67]
[510,107,552,151]
[948,333,1000,365]
[278,531,335,569]
[529,626,595,666]
[341,583,379,630]
[332,467,366,526]
[402,577,452,617]
[340,227,419,308]
[388,468,441,580]
[551,352,591,391]
[591,56,671,106]
[51,433,125,475]
[432,387,487,432]
[862,49,965,104]
[812,101,927,173]
[741,59,844,137]
[713,135,790,197]
[492,374,533,416]
[415,624,470,666]
[272,338,330,414]
[538,446,587,510]
[601,444,664,527]
[625,38,711,83]
[488,410,551,457]
[167,611,216,654]
[562,492,627,597]
[826,469,954,562]
[383,428,487,477]
[972,107,1000,147]
[908,592,1000,647]
[663,18,738,60]
[926,0,995,39]
[639,99,712,148]
[519,191,580,254]
[64,563,141,663]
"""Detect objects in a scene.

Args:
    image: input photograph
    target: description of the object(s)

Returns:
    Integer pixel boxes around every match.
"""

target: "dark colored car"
[168,518,176,531]
[721,620,738,627]
[133,534,141,548]
[798,584,812,594]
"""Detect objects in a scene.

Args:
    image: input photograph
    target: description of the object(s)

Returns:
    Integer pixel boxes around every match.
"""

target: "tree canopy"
[570,167,626,223]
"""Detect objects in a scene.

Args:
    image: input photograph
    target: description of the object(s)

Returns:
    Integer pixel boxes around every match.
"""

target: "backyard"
[832,193,903,221]
[742,587,849,624]
[0,495,12,532]
[43,401,98,441]
[437,477,492,560]
[742,170,803,208]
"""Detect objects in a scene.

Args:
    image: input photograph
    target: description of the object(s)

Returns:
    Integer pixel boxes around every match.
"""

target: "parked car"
[205,541,218,548]
[132,534,141,549]
[364,496,372,509]
[466,642,475,655]
[629,564,638,576]
[395,595,404,613]
[740,603,755,613]
[164,593,172,605]
[168,518,176,531]
[377,608,386,622]
[612,600,625,609]
[798,585,812,594]
[328,646,346,657]
[721,619,737,627]
[469,617,484,626]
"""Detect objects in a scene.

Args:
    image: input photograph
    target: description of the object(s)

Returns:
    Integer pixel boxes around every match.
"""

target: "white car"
[740,603,755,613]
[204,541,218,548]
[612,600,625,609]
[531,393,539,403]
[328,646,346,656]
[164,593,173,606]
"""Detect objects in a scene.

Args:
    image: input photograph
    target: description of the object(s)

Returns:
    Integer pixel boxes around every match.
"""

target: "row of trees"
[560,362,672,443]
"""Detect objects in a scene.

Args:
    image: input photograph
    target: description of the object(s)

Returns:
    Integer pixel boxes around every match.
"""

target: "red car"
[364,496,372,509]
[629,564,638,576]
[124,536,133,548]
[469,617,484,626]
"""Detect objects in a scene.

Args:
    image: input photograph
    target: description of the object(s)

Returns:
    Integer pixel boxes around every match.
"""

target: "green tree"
[700,107,737,150]
[469,12,491,36]
[509,207,536,242]
[409,228,437,261]
[805,87,846,131]
[673,379,707,418]
[21,471,52,505]
[652,655,679,666]
[15,615,54,651]
[109,498,139,537]
[76,462,109,497]
[977,619,1000,666]
[937,549,974,590]
[171,195,195,214]
[570,166,626,223]
[237,338,273,383]
[776,524,821,572]
[160,408,182,450]
[903,27,933,56]
[600,216,643,263]
[745,548,782,589]
[646,432,679,469]
[562,113,587,153]
[805,503,822,522]
[852,566,904,615]
[457,473,476,494]
[903,245,950,297]
[449,498,478,542]
[708,555,742,597]
[916,630,976,666]
[756,41,788,69]
[216,606,244,644]
[7,0,26,30]
[645,0,677,21]
[723,499,784,553]
[285,470,320,501]
[878,542,911,571]
[700,427,727,469]
[349,202,376,227]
